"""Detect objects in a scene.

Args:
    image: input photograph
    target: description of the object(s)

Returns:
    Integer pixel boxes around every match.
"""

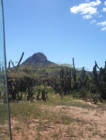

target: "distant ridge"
[21,52,100,74]
[22,52,56,67]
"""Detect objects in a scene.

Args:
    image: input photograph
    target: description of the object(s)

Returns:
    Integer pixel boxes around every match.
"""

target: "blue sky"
[2,0,106,71]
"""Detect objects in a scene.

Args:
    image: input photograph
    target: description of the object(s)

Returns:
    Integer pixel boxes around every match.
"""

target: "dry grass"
[8,92,106,140]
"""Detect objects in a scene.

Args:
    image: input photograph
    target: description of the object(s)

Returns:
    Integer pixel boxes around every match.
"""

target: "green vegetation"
[8,92,106,139]
[0,104,9,124]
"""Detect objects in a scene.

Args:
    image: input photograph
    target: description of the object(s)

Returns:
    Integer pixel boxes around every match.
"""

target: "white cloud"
[97,20,106,26]
[70,0,106,31]
[81,7,97,14]
[101,27,106,30]
[102,8,106,12]
[70,0,101,15]
[90,19,96,23]
[83,15,92,19]
[90,0,101,6]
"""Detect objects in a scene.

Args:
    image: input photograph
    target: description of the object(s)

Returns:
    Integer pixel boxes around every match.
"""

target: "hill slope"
[22,52,56,67]
[7,52,100,79]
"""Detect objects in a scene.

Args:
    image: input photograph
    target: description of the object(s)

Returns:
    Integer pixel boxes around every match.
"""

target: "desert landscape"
[1,52,106,140]
[8,92,106,140]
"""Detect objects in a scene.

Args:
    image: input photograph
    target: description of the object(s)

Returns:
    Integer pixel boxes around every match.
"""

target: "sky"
[1,0,106,71]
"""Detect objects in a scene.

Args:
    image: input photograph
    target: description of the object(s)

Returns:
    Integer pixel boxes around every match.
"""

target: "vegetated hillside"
[7,52,98,79]
[7,52,61,79]
[20,52,99,75]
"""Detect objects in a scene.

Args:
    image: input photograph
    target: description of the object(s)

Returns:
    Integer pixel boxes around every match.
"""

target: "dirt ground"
[10,99,106,140]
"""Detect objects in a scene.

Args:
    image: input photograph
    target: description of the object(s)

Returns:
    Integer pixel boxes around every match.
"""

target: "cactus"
[17,52,24,67]
[90,61,106,102]
[72,58,76,82]
[36,89,41,100]
[42,89,46,101]
[10,60,15,67]
[90,61,98,82]
[8,61,10,69]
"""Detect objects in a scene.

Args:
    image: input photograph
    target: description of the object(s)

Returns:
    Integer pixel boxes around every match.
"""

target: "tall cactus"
[10,60,15,67]
[90,61,106,101]
[79,67,86,80]
[8,61,10,69]
[58,65,72,96]
[72,58,76,82]
[68,68,72,89]
[17,52,24,67]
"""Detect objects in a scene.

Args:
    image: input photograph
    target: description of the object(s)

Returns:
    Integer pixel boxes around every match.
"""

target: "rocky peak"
[22,52,52,65]
[31,52,47,62]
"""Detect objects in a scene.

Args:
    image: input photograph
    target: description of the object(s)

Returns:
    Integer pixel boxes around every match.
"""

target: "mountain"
[22,52,56,67]
[7,52,101,80]
[20,52,101,75]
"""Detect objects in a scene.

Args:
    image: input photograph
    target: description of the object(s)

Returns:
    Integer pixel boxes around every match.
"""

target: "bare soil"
[10,99,106,140]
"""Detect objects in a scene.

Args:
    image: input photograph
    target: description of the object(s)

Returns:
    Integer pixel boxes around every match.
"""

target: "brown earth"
[10,99,106,140]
